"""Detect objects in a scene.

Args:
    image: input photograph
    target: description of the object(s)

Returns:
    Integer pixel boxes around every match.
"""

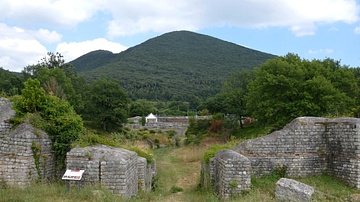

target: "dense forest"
[70,31,276,101]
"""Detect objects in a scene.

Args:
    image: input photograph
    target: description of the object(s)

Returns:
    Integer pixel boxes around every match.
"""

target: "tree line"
[2,52,360,133]
[204,53,360,129]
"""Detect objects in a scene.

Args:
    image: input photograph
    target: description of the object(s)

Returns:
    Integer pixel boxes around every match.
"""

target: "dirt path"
[151,146,205,202]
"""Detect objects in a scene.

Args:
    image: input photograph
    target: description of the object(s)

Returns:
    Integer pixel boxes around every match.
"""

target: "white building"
[145,113,157,123]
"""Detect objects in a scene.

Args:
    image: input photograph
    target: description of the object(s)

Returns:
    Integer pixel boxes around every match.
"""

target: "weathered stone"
[275,178,314,202]
[214,150,251,199]
[233,117,360,187]
[0,122,55,187]
[202,117,360,199]
[350,194,360,202]
[66,145,156,199]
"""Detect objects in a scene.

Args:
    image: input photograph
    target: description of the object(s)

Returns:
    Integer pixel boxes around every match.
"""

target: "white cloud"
[1,0,358,37]
[0,0,359,71]
[355,26,360,34]
[33,29,62,43]
[308,49,334,54]
[289,24,316,37]
[56,38,128,62]
[0,23,51,72]
[104,0,359,37]
[0,0,104,28]
[0,38,47,72]
[0,23,61,43]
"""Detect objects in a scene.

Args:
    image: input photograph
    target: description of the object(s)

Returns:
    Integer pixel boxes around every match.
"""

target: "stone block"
[275,178,314,202]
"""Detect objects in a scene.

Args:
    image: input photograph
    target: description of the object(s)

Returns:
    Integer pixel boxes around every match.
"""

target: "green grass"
[232,123,273,140]
[0,181,124,202]
[296,175,360,201]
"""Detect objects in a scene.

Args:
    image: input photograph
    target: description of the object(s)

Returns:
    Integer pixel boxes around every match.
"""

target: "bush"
[208,119,223,133]
[166,130,176,138]
[127,146,154,164]
[203,144,231,163]
[170,186,183,193]
[273,165,287,178]
[12,79,84,170]
[185,118,210,137]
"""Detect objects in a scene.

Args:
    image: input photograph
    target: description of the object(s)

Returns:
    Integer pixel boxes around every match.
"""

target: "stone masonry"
[0,98,55,187]
[66,145,156,199]
[202,117,360,199]
[214,150,251,199]
[275,178,314,202]
[0,123,55,187]
[0,98,14,133]
[234,117,360,186]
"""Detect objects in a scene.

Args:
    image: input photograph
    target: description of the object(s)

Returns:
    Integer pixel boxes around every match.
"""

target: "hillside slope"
[70,30,276,101]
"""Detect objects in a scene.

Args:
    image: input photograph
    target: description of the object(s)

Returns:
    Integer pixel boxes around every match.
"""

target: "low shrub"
[170,185,183,193]
[203,144,231,164]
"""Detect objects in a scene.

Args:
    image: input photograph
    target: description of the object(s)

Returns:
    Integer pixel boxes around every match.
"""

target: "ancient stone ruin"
[0,98,156,199]
[66,145,156,199]
[214,150,251,199]
[0,123,55,187]
[201,117,360,199]
[275,178,314,202]
[0,98,55,187]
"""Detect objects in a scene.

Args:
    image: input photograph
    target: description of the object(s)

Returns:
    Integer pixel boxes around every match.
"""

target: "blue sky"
[1,0,360,72]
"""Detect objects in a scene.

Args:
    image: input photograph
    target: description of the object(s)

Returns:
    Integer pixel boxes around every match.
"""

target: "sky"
[1,0,360,72]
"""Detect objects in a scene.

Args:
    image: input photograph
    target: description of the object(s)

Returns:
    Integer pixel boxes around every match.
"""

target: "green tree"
[35,68,79,105]
[203,93,227,115]
[18,78,46,113]
[129,99,154,117]
[22,52,85,113]
[222,70,254,128]
[246,54,353,128]
[39,95,83,165]
[12,78,84,170]
[0,67,23,96]
[88,78,130,131]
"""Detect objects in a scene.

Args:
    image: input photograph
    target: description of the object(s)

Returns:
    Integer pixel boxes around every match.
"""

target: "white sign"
[62,169,85,181]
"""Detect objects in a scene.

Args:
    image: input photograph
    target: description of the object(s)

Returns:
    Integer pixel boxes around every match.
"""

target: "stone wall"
[200,158,215,190]
[66,145,156,199]
[233,117,360,188]
[214,150,251,199]
[0,98,14,133]
[0,123,55,187]
[0,98,55,187]
[202,117,360,199]
[138,157,156,192]
[127,115,212,130]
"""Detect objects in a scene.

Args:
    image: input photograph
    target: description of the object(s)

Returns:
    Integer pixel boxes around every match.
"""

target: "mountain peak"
[70,31,276,101]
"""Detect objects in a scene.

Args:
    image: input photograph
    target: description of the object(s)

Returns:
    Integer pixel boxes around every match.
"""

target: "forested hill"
[70,30,276,101]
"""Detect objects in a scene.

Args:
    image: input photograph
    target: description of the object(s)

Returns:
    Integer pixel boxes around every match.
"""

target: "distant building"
[145,113,157,123]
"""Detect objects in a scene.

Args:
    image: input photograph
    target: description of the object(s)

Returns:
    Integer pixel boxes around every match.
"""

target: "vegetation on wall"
[11,78,84,169]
